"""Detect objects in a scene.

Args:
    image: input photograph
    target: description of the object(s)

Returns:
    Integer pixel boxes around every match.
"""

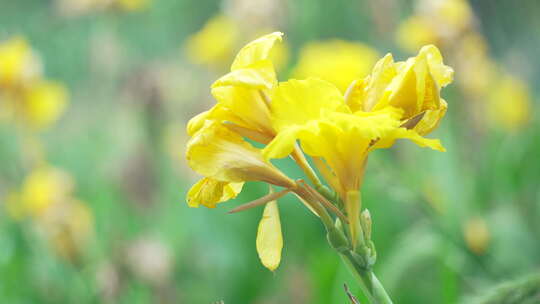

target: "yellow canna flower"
[293,40,379,92]
[346,45,453,136]
[256,196,283,271]
[488,76,532,132]
[263,78,445,244]
[0,37,42,88]
[188,32,283,141]
[185,15,240,69]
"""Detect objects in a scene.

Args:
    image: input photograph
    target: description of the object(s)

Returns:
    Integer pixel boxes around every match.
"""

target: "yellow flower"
[186,120,295,207]
[0,37,41,88]
[293,40,379,92]
[263,78,445,244]
[7,166,74,219]
[188,32,283,141]
[185,15,240,69]
[489,75,532,132]
[346,45,453,136]
[256,195,283,271]
[396,16,439,53]
[21,80,68,130]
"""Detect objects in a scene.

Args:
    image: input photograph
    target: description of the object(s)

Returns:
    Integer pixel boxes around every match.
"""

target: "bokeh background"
[1,0,539,303]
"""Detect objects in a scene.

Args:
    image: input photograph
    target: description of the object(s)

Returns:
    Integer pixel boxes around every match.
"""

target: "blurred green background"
[1,0,539,303]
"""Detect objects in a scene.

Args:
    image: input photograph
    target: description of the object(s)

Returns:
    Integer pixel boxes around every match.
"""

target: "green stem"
[340,251,393,304]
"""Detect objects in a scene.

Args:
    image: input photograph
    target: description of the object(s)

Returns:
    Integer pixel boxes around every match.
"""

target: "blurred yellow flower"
[7,166,74,219]
[0,37,41,88]
[7,166,94,261]
[396,0,473,52]
[489,76,532,132]
[396,16,439,52]
[293,40,379,92]
[463,217,490,255]
[185,15,289,72]
[21,80,68,130]
[185,15,240,69]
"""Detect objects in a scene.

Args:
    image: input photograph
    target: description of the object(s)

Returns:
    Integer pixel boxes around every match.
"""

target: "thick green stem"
[340,251,393,304]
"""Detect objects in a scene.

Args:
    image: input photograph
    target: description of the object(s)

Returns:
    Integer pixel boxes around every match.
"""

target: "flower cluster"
[0,37,68,131]
[185,32,453,274]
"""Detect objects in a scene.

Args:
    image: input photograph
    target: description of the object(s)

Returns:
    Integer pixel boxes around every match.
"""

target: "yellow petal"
[270,78,347,132]
[413,99,448,135]
[373,127,446,152]
[231,32,283,71]
[256,200,283,271]
[212,60,276,90]
[292,40,379,92]
[211,85,273,134]
[418,45,454,88]
[186,121,294,188]
[187,177,244,208]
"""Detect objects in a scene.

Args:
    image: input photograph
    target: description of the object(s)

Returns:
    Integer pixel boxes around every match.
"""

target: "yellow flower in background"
[0,37,69,131]
[185,15,240,69]
[185,15,289,72]
[346,45,453,136]
[0,37,41,88]
[6,166,94,261]
[21,80,68,130]
[396,16,439,53]
[7,166,74,219]
[489,76,532,132]
[293,40,378,92]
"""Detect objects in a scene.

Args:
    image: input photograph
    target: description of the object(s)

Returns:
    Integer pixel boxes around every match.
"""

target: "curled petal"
[187,177,243,208]
[231,32,283,71]
[186,121,294,188]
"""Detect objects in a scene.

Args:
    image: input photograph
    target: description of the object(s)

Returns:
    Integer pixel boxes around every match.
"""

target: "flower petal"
[187,177,243,208]
[231,32,283,71]
[186,121,294,188]
[256,199,283,271]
